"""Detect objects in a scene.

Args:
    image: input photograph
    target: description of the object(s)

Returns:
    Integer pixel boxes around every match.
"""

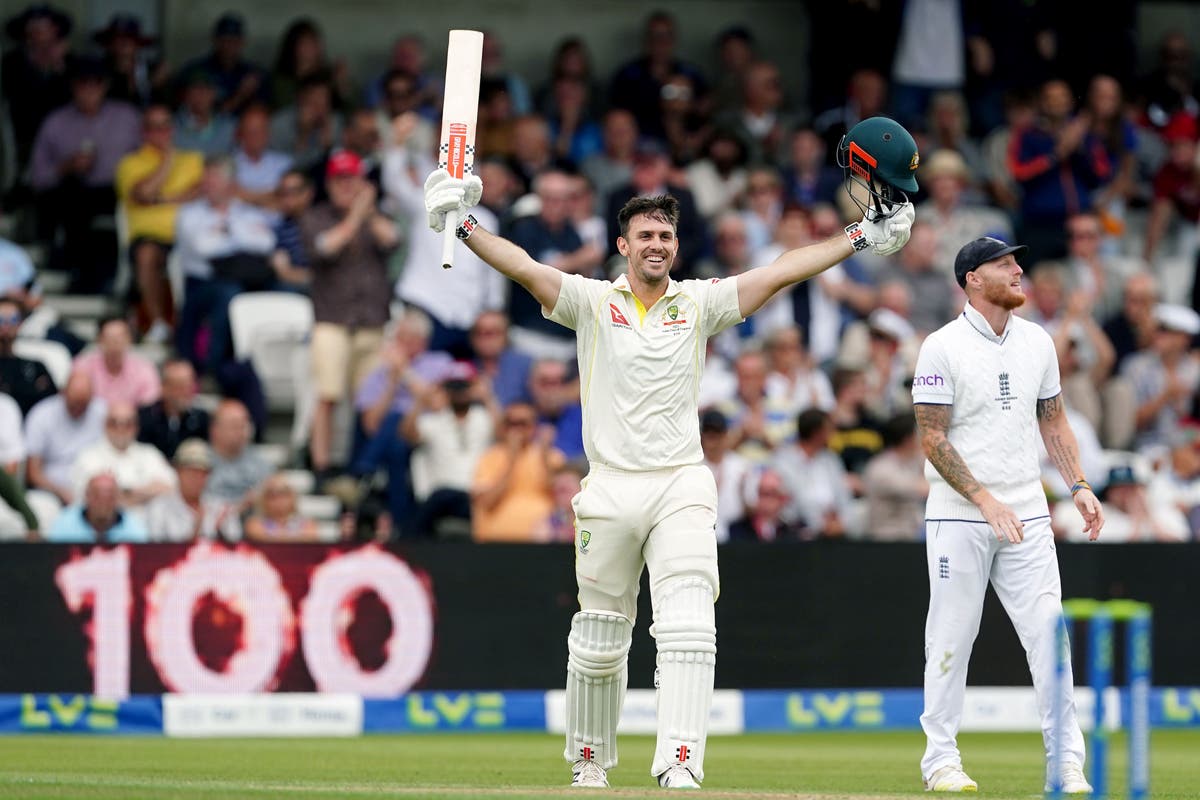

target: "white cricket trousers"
[920,516,1086,780]
[571,463,720,618]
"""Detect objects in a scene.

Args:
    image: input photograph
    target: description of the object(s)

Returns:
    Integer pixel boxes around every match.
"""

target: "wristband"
[455,213,479,240]
[1069,479,1092,496]
[844,221,869,252]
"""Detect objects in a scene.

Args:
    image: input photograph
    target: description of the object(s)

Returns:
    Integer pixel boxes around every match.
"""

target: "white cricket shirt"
[911,301,1061,522]
[546,272,744,471]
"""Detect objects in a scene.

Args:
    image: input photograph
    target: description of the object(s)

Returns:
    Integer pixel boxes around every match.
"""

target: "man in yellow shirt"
[115,104,203,342]
[470,402,565,541]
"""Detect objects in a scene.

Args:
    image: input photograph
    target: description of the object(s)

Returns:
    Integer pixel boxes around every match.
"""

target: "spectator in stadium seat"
[738,166,785,256]
[710,26,756,112]
[142,438,239,542]
[115,104,204,343]
[981,90,1036,214]
[826,367,884,493]
[608,11,705,141]
[1085,75,1139,226]
[536,37,604,122]
[1138,32,1198,132]
[302,149,398,476]
[232,105,293,210]
[0,298,56,415]
[270,75,344,172]
[71,400,175,510]
[916,149,1012,275]
[1147,428,1200,538]
[470,401,565,542]
[400,361,497,538]
[0,232,40,307]
[779,128,840,210]
[243,473,319,543]
[528,359,584,461]
[533,462,587,543]
[714,60,794,166]
[1061,212,1140,322]
[363,34,441,120]
[350,309,453,506]
[605,139,707,275]
[658,72,709,166]
[172,68,236,158]
[686,131,749,222]
[29,55,139,293]
[812,68,888,154]
[763,326,834,415]
[1104,272,1159,371]
[718,348,796,464]
[93,13,165,109]
[173,155,276,375]
[1142,113,1199,267]
[374,69,436,157]
[547,75,603,168]
[507,170,603,360]
[178,13,269,116]
[891,224,960,336]
[728,467,805,541]
[0,391,38,538]
[862,308,918,420]
[270,18,350,113]
[205,398,271,509]
[137,358,210,459]
[1053,463,1188,543]
[308,108,383,204]
[72,315,161,407]
[699,408,750,543]
[772,408,852,537]
[1122,303,1200,452]
[268,169,314,289]
[1008,79,1112,266]
[46,472,149,543]
[581,109,637,208]
[1049,293,1117,435]
[468,311,532,408]
[862,412,928,541]
[1,3,73,170]
[924,93,985,184]
[25,371,106,506]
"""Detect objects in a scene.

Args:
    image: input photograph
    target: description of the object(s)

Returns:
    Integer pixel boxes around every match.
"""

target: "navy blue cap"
[953,237,1028,288]
[213,12,243,37]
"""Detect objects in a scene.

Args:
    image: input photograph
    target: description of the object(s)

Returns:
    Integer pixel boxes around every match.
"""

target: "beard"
[983,280,1026,311]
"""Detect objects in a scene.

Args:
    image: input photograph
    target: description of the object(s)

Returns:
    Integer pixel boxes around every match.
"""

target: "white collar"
[962,299,1012,344]
[611,273,682,302]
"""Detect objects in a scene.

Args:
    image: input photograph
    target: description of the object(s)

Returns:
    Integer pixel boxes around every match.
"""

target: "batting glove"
[861,200,915,256]
[424,169,483,233]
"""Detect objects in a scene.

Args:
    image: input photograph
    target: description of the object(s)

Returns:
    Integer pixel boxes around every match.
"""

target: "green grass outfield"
[1,731,1197,799]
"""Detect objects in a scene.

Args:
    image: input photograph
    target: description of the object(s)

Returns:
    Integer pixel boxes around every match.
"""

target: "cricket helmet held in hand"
[836,116,920,219]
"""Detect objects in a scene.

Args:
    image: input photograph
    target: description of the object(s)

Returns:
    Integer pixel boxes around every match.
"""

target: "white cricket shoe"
[571,760,608,789]
[1045,762,1093,794]
[657,765,700,789]
[924,765,978,792]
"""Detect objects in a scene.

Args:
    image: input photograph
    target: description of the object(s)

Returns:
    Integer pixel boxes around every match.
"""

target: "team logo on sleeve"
[579,530,591,553]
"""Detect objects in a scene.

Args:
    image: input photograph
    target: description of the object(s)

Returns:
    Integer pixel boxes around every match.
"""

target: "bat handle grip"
[441,209,458,270]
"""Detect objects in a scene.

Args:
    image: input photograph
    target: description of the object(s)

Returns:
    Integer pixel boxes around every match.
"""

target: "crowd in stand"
[1,3,1199,544]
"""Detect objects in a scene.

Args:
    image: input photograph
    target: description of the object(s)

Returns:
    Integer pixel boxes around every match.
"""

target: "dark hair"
[275,18,324,76]
[97,314,131,336]
[281,167,312,188]
[881,413,917,448]
[796,408,831,441]
[831,367,863,397]
[617,195,680,238]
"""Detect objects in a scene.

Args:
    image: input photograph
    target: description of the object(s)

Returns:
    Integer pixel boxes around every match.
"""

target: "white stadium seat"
[13,337,72,389]
[228,292,313,412]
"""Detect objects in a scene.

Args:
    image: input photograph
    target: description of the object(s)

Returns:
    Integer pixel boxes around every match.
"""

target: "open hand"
[1073,488,1104,541]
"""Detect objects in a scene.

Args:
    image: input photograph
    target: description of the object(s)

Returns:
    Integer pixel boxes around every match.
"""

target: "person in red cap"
[1144,111,1200,264]
[299,147,399,480]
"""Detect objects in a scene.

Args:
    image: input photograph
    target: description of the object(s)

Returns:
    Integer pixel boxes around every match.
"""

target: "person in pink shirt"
[72,315,161,406]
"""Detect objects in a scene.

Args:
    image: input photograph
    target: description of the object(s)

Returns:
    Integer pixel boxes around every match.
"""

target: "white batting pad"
[563,610,632,770]
[649,577,717,782]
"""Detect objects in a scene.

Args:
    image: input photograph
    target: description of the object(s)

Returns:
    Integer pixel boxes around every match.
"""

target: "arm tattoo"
[1036,393,1062,422]
[914,403,984,502]
[1037,393,1083,483]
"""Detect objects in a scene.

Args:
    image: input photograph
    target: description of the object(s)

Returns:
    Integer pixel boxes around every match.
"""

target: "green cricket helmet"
[836,116,920,219]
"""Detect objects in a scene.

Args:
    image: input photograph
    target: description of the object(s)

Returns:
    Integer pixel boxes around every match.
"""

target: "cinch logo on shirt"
[913,374,945,387]
[609,303,631,328]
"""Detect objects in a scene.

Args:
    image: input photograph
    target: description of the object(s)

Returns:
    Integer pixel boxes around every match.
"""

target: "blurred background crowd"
[0,1,1198,545]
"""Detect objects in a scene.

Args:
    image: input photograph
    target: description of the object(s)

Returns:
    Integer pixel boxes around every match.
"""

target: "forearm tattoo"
[1037,394,1082,483]
[914,403,983,501]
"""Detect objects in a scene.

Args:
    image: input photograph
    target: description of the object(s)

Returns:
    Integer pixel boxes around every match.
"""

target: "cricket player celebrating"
[912,238,1105,794]
[426,118,917,789]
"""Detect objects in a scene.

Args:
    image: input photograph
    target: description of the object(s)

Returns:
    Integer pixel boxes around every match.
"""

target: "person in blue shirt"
[46,472,149,543]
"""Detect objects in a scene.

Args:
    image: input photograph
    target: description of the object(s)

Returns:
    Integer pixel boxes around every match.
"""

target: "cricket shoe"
[657,765,700,789]
[571,760,608,789]
[924,765,978,792]
[1045,762,1093,794]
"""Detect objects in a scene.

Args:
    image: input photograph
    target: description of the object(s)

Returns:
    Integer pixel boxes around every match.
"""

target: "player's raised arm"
[736,117,920,318]
[423,169,564,311]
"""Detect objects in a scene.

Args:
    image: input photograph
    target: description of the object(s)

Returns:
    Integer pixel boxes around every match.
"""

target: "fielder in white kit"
[912,237,1105,794]
[426,119,919,789]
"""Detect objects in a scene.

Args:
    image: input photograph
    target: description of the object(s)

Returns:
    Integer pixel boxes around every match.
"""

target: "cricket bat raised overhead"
[439,29,484,269]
